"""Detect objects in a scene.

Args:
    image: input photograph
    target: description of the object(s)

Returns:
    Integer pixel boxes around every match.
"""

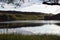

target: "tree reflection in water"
[55,23,60,26]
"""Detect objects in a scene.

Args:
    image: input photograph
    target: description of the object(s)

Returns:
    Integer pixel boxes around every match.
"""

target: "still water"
[0,23,60,35]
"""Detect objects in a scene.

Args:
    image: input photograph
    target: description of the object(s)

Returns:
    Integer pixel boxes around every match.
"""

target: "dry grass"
[0,34,60,40]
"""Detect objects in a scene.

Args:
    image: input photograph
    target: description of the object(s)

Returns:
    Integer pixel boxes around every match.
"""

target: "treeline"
[0,11,51,21]
[0,11,53,28]
[0,11,51,28]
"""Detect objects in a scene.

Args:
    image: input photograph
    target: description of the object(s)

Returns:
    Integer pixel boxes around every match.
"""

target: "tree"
[7,0,13,4]
[49,0,59,3]
[22,0,24,3]
[54,0,59,3]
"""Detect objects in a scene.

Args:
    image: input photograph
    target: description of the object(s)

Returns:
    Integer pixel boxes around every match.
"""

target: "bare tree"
[20,0,24,3]
[7,0,13,4]
[54,0,59,3]
[50,0,59,3]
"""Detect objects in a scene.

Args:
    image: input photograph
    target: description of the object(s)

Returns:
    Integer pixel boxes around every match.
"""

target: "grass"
[0,11,53,21]
[0,34,60,40]
[0,13,45,20]
[0,12,53,28]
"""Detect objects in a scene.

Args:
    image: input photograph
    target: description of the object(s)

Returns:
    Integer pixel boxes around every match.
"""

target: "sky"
[0,0,60,14]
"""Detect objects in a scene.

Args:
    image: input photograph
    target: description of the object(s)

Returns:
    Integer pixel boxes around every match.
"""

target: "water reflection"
[18,24,60,35]
[54,23,60,26]
[0,23,60,35]
[0,20,60,35]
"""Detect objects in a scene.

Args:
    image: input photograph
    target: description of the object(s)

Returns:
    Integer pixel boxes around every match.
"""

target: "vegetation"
[0,11,53,28]
[0,11,53,21]
[0,23,45,28]
[0,34,60,40]
[7,0,13,4]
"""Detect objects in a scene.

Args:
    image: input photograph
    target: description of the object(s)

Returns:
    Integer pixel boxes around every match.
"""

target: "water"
[0,23,60,35]
[0,20,60,35]
[19,24,60,35]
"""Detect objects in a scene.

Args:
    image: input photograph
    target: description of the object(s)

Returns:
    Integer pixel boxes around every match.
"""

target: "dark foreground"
[0,34,60,40]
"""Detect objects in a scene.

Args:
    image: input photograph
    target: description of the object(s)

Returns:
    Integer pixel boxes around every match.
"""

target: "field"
[0,34,60,40]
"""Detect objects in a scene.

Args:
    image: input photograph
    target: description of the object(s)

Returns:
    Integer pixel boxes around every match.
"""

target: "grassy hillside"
[0,11,53,21]
[0,11,53,28]
[0,34,60,40]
